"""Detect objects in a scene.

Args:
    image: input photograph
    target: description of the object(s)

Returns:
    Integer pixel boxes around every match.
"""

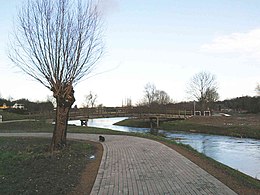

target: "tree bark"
[50,85,75,152]
[50,103,70,151]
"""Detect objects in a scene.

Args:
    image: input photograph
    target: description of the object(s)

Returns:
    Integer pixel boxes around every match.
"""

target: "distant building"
[12,103,25,109]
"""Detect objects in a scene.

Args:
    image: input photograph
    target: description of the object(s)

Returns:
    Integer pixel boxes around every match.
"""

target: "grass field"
[0,137,98,194]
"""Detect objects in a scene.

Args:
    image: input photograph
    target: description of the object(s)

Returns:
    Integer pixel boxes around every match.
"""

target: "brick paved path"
[70,134,236,195]
[0,133,237,195]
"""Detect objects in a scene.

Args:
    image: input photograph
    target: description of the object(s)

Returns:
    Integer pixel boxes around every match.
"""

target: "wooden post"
[150,118,154,129]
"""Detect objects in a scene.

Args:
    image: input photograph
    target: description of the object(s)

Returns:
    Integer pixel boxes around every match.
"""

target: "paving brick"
[81,134,237,195]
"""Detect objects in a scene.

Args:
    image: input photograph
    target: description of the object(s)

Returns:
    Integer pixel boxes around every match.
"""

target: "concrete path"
[0,133,237,195]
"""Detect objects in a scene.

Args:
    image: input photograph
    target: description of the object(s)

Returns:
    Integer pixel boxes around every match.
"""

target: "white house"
[12,103,25,109]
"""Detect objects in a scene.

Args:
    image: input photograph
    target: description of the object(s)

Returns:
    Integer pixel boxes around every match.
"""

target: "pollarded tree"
[9,0,103,151]
[187,71,219,111]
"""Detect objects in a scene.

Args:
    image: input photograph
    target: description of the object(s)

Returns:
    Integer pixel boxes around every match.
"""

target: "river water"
[69,117,260,179]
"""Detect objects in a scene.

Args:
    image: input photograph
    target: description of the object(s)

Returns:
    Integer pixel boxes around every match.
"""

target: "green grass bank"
[115,114,260,139]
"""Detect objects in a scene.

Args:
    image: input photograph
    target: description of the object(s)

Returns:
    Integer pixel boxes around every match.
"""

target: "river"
[69,117,260,180]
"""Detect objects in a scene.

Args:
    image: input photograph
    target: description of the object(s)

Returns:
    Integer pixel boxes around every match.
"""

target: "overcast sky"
[1,0,260,107]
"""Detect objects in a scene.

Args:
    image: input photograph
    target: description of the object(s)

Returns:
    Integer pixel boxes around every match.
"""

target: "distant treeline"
[0,98,54,114]
[1,96,260,115]
[134,96,260,114]
[170,96,260,114]
[215,96,260,113]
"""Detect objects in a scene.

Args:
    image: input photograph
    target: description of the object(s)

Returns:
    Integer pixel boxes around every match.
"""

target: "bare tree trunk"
[50,86,75,152]
[50,104,69,151]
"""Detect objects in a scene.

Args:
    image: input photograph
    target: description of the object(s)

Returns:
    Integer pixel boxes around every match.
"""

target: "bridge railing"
[68,107,194,120]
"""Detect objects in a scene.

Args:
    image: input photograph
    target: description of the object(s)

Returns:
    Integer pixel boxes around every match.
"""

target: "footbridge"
[69,111,190,127]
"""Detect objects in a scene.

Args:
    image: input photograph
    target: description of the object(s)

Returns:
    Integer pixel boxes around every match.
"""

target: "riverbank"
[159,137,260,194]
[115,114,260,139]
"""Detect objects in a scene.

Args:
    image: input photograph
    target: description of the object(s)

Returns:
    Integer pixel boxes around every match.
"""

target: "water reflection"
[87,117,149,133]
[69,117,260,179]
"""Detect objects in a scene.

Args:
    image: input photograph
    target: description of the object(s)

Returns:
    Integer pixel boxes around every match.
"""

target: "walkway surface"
[0,133,237,195]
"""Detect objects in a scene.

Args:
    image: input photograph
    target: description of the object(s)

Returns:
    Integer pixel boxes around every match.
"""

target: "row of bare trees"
[139,71,219,112]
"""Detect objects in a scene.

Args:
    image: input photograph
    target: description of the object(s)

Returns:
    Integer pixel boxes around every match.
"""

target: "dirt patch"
[70,141,103,195]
